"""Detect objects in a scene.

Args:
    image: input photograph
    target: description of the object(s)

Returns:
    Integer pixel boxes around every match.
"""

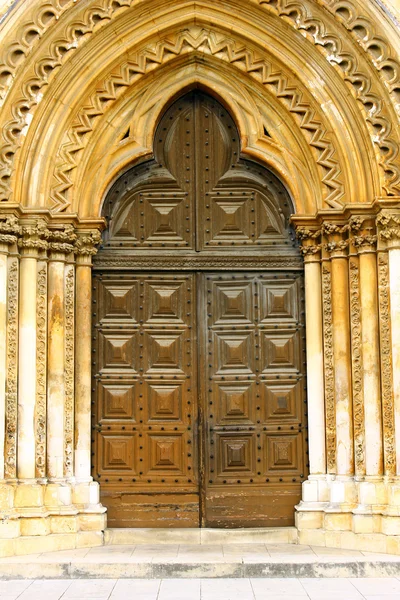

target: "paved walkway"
[1,544,400,578]
[2,577,400,599]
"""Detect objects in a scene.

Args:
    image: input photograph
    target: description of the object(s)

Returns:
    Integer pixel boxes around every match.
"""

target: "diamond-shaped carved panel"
[97,281,138,325]
[146,434,184,473]
[259,280,299,323]
[148,382,182,421]
[261,331,300,373]
[263,381,301,423]
[266,433,302,473]
[211,281,253,326]
[144,197,189,245]
[216,434,255,475]
[145,331,184,374]
[98,333,137,374]
[209,196,251,242]
[99,383,135,421]
[214,382,255,425]
[99,434,136,472]
[145,281,185,324]
[214,332,254,375]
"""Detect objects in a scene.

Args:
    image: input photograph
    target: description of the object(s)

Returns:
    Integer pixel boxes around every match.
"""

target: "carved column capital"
[18,219,50,257]
[0,214,20,248]
[295,226,322,262]
[377,211,400,249]
[74,230,102,265]
[348,216,377,254]
[323,221,350,258]
[48,224,77,260]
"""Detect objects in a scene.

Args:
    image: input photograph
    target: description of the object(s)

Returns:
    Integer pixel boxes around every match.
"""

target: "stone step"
[1,544,400,579]
[104,527,298,546]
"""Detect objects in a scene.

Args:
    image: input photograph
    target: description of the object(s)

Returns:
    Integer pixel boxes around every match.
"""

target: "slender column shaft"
[331,255,354,476]
[359,250,383,476]
[389,247,400,475]
[0,246,8,480]
[47,258,65,480]
[17,254,37,479]
[304,257,326,474]
[74,260,92,481]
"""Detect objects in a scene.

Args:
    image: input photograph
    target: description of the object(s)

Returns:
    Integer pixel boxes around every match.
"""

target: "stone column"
[17,221,49,481]
[378,212,400,477]
[0,216,20,480]
[354,232,382,478]
[303,247,326,476]
[74,231,101,505]
[46,230,75,482]
[324,223,354,478]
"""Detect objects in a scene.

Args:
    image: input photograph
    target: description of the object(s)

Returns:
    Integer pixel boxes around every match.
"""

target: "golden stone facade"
[0,0,399,555]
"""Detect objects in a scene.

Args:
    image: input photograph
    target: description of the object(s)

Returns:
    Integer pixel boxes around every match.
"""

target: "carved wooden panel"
[94,91,306,528]
[102,91,294,254]
[202,272,307,527]
[92,273,198,527]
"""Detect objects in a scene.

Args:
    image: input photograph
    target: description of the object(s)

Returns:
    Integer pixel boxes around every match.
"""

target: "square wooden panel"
[216,434,256,476]
[214,331,255,375]
[259,279,299,324]
[97,280,138,325]
[98,382,136,421]
[143,195,190,245]
[147,382,182,422]
[98,433,136,473]
[145,280,186,324]
[213,382,255,425]
[208,194,252,243]
[146,434,184,473]
[210,280,253,326]
[262,381,302,423]
[98,332,137,374]
[261,331,301,374]
[144,331,185,374]
[265,433,302,473]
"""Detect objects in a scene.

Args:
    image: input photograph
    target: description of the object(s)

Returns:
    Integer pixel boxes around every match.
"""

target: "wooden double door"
[92,90,307,527]
[92,270,307,528]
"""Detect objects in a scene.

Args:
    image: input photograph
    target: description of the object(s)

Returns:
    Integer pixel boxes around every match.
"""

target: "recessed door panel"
[92,273,199,528]
[201,272,307,527]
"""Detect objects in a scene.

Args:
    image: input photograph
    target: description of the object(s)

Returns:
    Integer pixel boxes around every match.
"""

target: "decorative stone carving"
[75,230,102,257]
[4,259,18,479]
[322,263,336,472]
[256,0,400,194]
[18,220,49,253]
[51,27,344,211]
[295,227,322,259]
[377,212,400,245]
[35,262,47,479]
[64,264,74,478]
[377,251,396,476]
[349,258,365,476]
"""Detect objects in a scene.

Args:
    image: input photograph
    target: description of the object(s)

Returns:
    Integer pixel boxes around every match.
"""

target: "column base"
[296,475,400,553]
[0,480,106,556]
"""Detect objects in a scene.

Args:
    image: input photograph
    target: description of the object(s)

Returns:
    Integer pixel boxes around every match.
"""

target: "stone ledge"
[0,555,400,579]
[104,528,298,546]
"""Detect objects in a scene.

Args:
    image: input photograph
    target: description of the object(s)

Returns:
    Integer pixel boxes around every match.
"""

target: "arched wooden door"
[92,91,308,528]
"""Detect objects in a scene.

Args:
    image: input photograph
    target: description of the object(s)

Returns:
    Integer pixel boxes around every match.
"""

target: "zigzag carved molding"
[50,27,344,212]
[0,1,399,203]
[256,0,400,195]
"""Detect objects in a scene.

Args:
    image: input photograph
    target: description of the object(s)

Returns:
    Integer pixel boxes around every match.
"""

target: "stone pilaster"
[73,230,103,509]
[46,227,75,482]
[377,211,400,479]
[0,216,20,481]
[352,221,382,480]
[17,220,49,481]
[295,226,328,506]
[324,222,354,480]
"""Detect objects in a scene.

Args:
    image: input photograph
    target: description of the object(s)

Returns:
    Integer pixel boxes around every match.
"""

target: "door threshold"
[104,527,298,546]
